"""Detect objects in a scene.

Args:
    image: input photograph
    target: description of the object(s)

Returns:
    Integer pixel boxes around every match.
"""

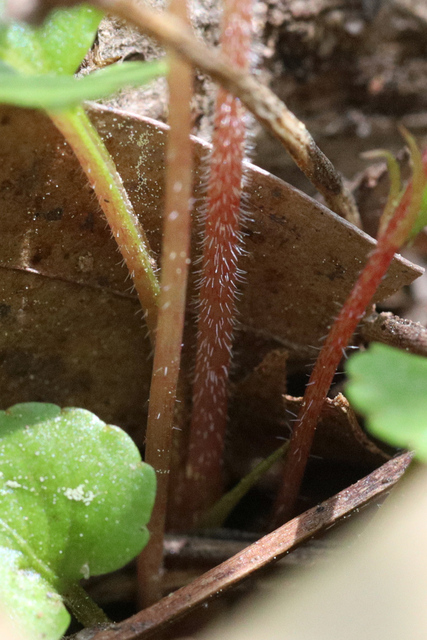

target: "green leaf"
[0,5,103,75]
[0,59,168,109]
[0,5,167,110]
[346,343,427,461]
[0,547,69,640]
[0,403,156,640]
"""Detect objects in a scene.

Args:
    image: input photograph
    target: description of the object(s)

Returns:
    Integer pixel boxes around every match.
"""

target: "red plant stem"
[272,175,421,528]
[137,0,193,605]
[185,0,253,517]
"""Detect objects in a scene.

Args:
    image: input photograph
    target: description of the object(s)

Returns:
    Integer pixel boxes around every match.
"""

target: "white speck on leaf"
[63,484,96,506]
[80,562,90,579]
[5,480,21,489]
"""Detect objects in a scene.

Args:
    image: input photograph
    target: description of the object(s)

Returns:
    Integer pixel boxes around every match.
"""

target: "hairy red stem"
[272,163,424,527]
[185,0,253,517]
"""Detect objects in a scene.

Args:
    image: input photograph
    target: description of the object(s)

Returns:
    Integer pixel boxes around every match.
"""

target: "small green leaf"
[0,5,103,75]
[0,60,167,109]
[0,403,156,640]
[346,344,427,460]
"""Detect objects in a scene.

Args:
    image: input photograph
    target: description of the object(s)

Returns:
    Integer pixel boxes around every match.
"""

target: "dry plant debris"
[69,453,412,640]
[0,103,419,433]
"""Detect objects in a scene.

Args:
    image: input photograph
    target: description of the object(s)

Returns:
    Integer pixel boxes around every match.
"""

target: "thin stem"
[362,149,402,237]
[183,0,253,520]
[63,581,110,628]
[198,441,288,529]
[93,0,360,226]
[136,0,193,606]
[48,106,160,337]
[271,152,427,528]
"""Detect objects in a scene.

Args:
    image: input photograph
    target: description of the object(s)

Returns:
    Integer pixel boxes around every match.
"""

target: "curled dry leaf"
[228,342,389,490]
[229,357,389,485]
[296,392,389,467]
[0,104,421,442]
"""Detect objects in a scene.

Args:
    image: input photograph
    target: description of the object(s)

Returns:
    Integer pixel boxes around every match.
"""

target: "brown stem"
[77,453,412,640]
[91,0,360,226]
[136,0,193,607]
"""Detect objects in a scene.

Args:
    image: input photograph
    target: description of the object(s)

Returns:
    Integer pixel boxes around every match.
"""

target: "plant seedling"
[0,6,172,605]
[0,2,193,607]
[2,1,424,625]
[0,59,167,110]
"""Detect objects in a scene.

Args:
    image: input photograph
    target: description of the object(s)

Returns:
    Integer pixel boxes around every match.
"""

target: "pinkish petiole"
[271,141,427,528]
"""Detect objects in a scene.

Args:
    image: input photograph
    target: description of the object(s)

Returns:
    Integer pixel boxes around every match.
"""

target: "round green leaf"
[0,403,156,639]
[346,343,427,460]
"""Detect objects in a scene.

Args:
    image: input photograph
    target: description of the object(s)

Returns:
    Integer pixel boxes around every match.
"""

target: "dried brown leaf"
[229,387,388,484]
[0,104,421,434]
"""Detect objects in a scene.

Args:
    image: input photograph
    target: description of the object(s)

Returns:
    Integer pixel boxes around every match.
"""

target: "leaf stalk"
[136,0,194,606]
[48,105,160,337]
[271,138,427,527]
